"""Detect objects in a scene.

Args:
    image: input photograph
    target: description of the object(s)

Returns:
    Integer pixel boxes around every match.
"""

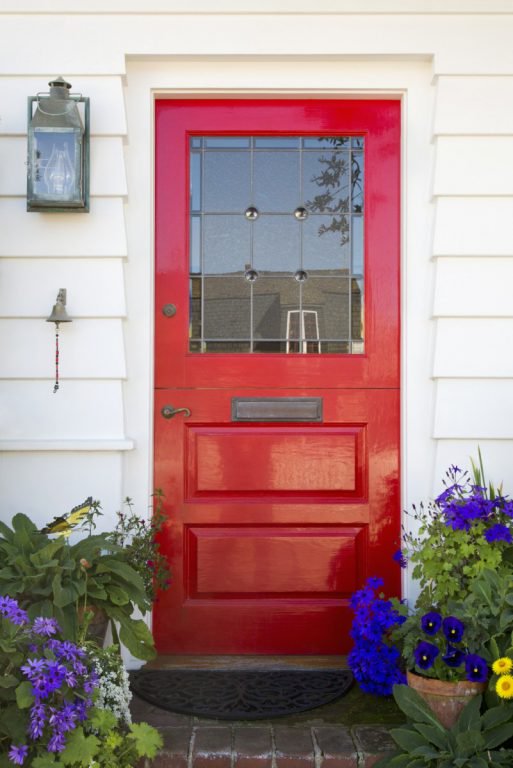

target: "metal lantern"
[27,77,89,212]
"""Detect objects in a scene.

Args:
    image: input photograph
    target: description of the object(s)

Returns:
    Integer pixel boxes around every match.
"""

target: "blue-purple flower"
[414,641,440,670]
[442,645,465,668]
[392,549,408,568]
[484,523,513,544]
[8,745,28,766]
[421,611,442,636]
[0,596,29,626]
[465,653,488,683]
[32,617,60,637]
[442,616,464,643]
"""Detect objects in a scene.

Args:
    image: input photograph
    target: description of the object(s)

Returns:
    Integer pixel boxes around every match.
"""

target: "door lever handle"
[161,404,192,420]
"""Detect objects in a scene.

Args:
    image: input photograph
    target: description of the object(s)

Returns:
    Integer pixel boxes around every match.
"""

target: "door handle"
[161,404,191,420]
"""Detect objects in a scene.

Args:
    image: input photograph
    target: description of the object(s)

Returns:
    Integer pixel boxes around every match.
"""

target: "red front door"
[154,99,400,654]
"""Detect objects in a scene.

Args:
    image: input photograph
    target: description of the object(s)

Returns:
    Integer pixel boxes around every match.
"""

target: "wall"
[0,1,512,610]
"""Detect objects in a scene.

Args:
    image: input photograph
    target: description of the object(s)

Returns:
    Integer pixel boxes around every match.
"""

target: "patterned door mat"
[130,668,353,720]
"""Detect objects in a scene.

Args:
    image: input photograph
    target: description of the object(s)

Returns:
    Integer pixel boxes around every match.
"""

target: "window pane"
[203,215,250,275]
[254,151,300,212]
[203,151,251,212]
[253,215,300,273]
[203,275,251,339]
[253,277,300,341]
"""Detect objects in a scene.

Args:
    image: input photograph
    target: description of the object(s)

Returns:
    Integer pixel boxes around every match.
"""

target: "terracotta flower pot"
[407,670,486,729]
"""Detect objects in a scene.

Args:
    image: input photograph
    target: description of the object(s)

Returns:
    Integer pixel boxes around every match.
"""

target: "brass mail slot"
[231,398,323,422]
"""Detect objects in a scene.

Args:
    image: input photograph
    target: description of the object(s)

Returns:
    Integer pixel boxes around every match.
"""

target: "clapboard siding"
[0,320,126,379]
[433,197,513,256]
[0,381,125,440]
[0,198,127,257]
[435,77,513,136]
[0,137,127,197]
[0,452,123,532]
[0,259,126,318]
[434,441,513,493]
[433,257,513,317]
[434,318,513,377]
[0,77,127,136]
[434,137,513,196]
[435,380,513,438]
[1,15,513,77]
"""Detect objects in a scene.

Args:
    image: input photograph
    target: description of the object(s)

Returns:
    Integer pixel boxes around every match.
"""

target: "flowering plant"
[108,491,171,603]
[349,457,513,696]
[402,461,513,613]
[348,577,406,695]
[0,596,162,767]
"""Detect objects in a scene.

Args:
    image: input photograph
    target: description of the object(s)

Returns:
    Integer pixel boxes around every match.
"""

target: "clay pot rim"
[407,669,487,695]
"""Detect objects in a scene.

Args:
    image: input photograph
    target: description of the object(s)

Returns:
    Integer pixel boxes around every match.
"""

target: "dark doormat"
[130,668,354,720]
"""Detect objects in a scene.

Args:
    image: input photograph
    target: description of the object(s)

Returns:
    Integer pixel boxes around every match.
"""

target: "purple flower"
[20,658,47,679]
[465,654,488,683]
[484,524,512,544]
[421,612,442,636]
[414,641,440,670]
[48,731,66,753]
[442,616,464,643]
[32,617,60,637]
[442,645,465,668]
[8,745,28,766]
[392,549,408,568]
[367,577,384,590]
[0,596,29,626]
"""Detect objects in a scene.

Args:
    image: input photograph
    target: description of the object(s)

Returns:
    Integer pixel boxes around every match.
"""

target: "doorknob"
[161,404,191,419]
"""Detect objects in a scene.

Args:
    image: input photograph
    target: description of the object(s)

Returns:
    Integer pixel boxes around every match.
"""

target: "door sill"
[147,655,349,670]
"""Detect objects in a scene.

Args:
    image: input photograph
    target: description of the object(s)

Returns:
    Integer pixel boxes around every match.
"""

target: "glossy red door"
[154,99,400,654]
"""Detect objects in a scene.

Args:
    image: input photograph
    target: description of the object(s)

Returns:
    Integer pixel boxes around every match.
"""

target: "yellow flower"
[492,657,513,676]
[496,674,513,699]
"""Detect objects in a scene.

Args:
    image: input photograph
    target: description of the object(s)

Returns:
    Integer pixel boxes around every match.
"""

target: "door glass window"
[189,136,364,353]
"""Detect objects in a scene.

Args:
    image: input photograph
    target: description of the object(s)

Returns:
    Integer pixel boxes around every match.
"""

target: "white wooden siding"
[0,137,127,197]
[0,381,126,440]
[0,259,126,317]
[434,258,513,317]
[1,3,513,613]
[0,320,126,379]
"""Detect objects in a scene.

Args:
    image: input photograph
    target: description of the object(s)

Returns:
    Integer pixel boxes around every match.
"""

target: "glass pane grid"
[189,135,364,354]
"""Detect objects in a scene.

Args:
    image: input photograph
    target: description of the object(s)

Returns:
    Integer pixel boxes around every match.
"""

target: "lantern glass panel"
[30,128,83,204]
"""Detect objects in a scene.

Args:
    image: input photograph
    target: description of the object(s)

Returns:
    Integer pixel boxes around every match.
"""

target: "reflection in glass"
[203,216,249,275]
[203,276,251,339]
[253,215,300,273]
[253,277,299,341]
[203,151,250,211]
[303,215,350,272]
[352,216,364,275]
[254,137,299,149]
[204,137,250,148]
[190,216,201,274]
[190,152,201,211]
[189,134,365,354]
[254,151,300,212]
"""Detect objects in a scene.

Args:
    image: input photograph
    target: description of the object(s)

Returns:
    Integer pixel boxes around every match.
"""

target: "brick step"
[138,724,395,768]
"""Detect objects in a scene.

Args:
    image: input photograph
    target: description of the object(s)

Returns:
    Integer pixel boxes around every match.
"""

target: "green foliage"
[375,686,513,767]
[0,512,155,660]
[405,502,503,613]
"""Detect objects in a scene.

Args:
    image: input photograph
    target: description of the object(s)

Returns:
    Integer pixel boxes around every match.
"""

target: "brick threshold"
[136,722,396,768]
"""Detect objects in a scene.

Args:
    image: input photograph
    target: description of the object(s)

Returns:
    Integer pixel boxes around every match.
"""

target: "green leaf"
[392,684,447,731]
[482,704,513,730]
[104,584,129,606]
[454,694,481,733]
[52,572,79,608]
[95,557,146,592]
[455,730,484,755]
[87,706,118,734]
[15,680,34,709]
[128,721,163,758]
[0,674,19,688]
[389,727,428,753]
[468,759,489,768]
[0,704,29,741]
[482,722,513,749]
[117,617,156,661]
[32,756,58,768]
[60,727,100,766]
[413,722,449,750]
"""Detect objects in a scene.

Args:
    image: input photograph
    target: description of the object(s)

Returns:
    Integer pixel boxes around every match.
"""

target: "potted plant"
[349,455,513,731]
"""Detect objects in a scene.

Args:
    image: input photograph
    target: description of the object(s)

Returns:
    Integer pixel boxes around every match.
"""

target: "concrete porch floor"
[131,657,402,768]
